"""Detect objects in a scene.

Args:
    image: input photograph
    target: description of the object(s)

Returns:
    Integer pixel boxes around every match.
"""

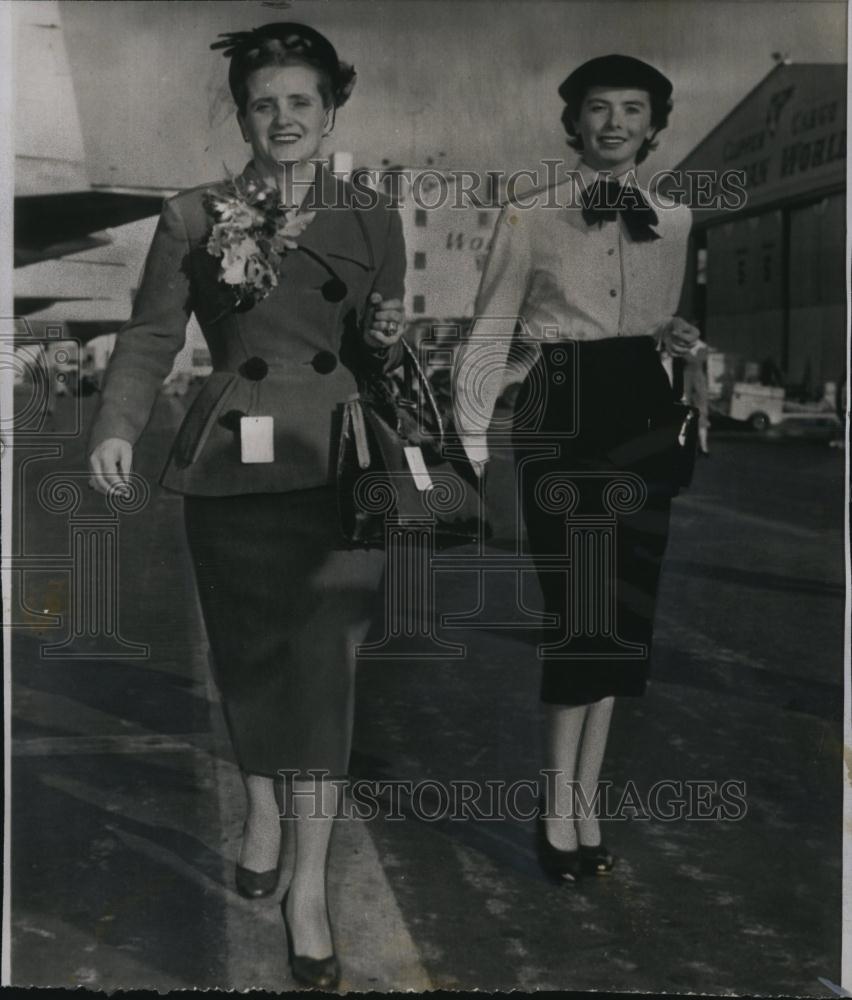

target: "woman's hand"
[462,436,490,480]
[470,458,489,480]
[89,437,133,496]
[364,292,404,350]
[659,316,701,358]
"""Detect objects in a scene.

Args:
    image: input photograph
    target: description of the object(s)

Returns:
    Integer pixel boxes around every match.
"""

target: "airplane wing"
[15,187,168,266]
[14,6,172,266]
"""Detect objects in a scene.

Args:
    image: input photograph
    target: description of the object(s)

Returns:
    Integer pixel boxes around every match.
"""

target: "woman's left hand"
[660,316,701,358]
[364,293,405,349]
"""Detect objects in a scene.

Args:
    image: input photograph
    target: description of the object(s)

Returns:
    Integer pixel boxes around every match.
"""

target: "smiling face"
[238,63,329,178]
[573,86,656,174]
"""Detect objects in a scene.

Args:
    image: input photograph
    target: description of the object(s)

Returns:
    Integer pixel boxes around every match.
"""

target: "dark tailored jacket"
[88,162,406,496]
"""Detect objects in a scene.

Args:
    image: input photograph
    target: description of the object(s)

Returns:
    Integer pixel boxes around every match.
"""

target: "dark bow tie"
[581,178,660,242]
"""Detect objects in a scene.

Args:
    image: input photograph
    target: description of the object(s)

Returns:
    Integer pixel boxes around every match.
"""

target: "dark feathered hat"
[211,22,356,109]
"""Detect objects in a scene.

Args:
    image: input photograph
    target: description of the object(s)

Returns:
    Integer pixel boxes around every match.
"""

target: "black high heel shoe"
[235,815,283,898]
[281,889,341,991]
[578,843,616,876]
[235,856,282,899]
[535,812,582,884]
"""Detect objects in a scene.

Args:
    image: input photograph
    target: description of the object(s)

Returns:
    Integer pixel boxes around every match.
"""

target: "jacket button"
[311,351,338,374]
[241,356,269,380]
[322,277,348,302]
[610,289,618,297]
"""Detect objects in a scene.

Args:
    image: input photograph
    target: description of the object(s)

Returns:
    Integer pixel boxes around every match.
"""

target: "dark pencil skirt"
[183,487,384,778]
[513,336,675,706]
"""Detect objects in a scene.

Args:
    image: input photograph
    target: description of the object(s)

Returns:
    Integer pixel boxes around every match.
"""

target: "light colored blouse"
[453,166,692,456]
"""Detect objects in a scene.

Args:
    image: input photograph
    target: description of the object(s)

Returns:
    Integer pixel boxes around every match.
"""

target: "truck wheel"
[748,411,770,432]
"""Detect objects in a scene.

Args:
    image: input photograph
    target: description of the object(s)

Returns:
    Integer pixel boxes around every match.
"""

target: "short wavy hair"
[211,22,356,115]
[561,95,672,165]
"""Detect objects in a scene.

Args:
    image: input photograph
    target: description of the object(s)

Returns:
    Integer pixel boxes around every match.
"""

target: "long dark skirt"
[513,336,675,706]
[183,487,384,778]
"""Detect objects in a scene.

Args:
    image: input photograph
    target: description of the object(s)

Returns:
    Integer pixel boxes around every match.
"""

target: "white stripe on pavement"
[212,752,433,992]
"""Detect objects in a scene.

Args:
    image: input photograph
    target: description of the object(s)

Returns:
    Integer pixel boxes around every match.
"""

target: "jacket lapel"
[297,165,374,272]
[236,161,373,272]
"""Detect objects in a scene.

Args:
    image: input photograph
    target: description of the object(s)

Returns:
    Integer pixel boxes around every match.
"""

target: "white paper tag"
[240,416,274,463]
[404,445,433,492]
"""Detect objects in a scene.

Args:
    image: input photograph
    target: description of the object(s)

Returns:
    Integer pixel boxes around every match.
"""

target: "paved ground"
[8,390,846,993]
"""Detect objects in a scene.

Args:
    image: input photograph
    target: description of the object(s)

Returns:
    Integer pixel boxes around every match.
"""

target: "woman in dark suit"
[88,23,404,989]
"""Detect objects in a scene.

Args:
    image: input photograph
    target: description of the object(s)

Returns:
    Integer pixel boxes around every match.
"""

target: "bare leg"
[543,703,587,850]
[575,696,615,847]
[284,621,366,960]
[544,696,615,849]
[239,772,281,872]
[285,777,343,959]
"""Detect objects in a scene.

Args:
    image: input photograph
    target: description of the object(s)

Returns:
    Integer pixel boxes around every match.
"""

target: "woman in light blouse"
[454,55,699,881]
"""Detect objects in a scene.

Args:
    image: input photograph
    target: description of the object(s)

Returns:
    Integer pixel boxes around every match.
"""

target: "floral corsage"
[204,175,315,309]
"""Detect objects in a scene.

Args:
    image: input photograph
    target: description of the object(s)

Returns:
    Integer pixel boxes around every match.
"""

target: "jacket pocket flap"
[172,371,239,467]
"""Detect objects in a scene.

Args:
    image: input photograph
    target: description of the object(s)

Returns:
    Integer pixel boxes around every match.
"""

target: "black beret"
[558,55,673,107]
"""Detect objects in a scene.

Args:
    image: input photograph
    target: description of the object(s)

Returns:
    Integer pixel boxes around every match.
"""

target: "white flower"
[220,248,247,285]
[216,197,261,229]
[282,209,316,239]
[205,182,315,306]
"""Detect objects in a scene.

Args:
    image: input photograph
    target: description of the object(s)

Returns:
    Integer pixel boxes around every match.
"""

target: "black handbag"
[338,339,491,548]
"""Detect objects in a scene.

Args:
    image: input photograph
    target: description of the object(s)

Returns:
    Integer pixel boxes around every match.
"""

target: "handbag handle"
[398,337,445,449]
[352,201,445,449]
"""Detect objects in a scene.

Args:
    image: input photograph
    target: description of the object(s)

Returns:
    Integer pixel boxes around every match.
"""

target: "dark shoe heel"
[281,890,341,990]
[579,843,616,876]
[536,813,582,884]
[235,859,282,899]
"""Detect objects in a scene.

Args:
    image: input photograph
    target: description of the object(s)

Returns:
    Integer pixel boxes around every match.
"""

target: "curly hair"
[211,22,356,115]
